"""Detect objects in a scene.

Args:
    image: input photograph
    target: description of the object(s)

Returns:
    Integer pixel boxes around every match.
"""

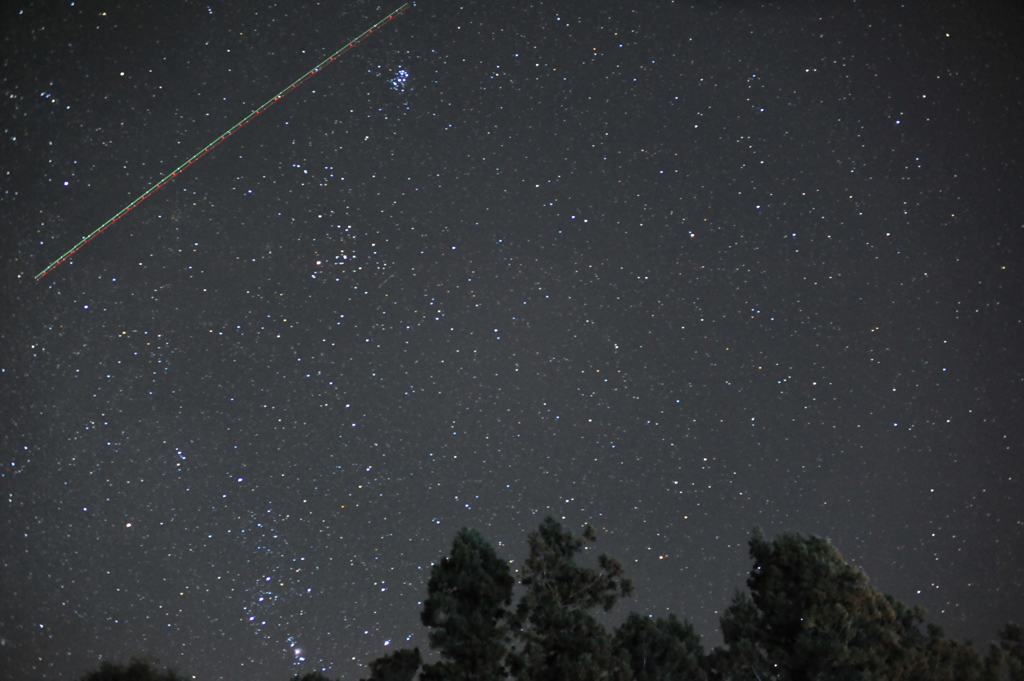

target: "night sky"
[2,1,1023,680]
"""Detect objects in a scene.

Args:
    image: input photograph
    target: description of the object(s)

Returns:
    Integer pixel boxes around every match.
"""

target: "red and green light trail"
[35,3,410,281]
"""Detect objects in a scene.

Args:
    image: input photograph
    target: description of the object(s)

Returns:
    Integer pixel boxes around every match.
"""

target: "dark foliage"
[78,657,187,681]
[362,519,1021,681]
[509,516,634,681]
[717,528,1015,681]
[83,522,1019,681]
[420,527,514,681]
[614,613,707,681]
[292,672,340,681]
[995,623,1024,681]
[361,648,422,681]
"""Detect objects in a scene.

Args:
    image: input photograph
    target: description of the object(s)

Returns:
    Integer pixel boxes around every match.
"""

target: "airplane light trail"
[35,3,410,281]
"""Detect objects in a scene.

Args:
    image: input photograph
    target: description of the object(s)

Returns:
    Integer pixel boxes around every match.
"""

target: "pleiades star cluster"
[1,2,1022,680]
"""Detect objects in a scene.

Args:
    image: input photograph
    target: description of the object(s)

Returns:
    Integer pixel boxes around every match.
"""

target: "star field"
[2,2,1022,680]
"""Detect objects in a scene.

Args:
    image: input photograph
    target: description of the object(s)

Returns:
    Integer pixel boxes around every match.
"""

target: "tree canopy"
[510,516,634,681]
[78,657,187,681]
[77,521,1020,681]
[359,648,423,681]
[720,527,907,680]
[382,520,1017,681]
[420,527,514,681]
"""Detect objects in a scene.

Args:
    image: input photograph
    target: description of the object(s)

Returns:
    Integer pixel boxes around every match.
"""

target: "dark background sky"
[2,1,1022,680]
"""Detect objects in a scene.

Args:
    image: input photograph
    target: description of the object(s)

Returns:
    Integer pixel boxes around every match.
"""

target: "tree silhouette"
[292,672,340,681]
[993,624,1024,681]
[360,648,422,681]
[79,656,187,681]
[73,521,1023,681]
[509,516,634,681]
[420,527,515,681]
[719,528,918,681]
[716,528,1019,681]
[363,520,1019,681]
[614,612,707,681]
